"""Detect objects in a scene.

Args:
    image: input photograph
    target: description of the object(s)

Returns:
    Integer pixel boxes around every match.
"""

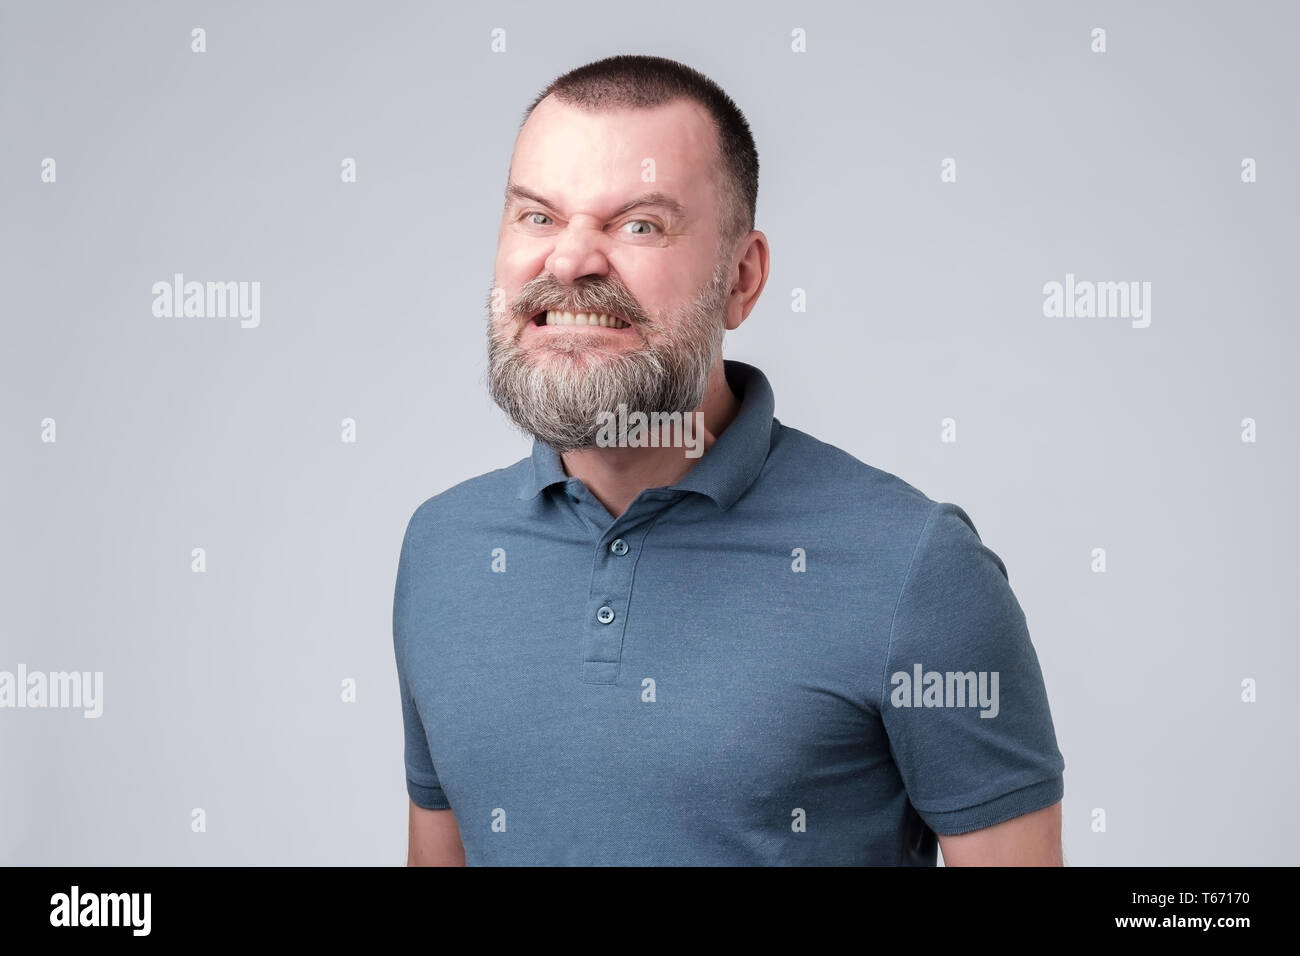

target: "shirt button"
[596,606,615,624]
[609,538,629,556]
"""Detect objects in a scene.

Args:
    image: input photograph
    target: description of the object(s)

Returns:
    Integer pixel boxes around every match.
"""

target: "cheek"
[625,269,694,316]
[494,260,533,308]
[499,232,548,270]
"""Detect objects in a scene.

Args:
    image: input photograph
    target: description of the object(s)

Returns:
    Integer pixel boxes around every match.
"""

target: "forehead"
[510,96,720,211]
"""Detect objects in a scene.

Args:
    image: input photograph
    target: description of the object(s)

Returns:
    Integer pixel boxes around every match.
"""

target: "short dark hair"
[520,54,759,251]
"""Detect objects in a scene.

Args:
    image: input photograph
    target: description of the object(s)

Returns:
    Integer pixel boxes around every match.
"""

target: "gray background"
[1,0,1295,865]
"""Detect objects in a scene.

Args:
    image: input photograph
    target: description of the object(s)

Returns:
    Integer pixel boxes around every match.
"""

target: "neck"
[558,361,741,519]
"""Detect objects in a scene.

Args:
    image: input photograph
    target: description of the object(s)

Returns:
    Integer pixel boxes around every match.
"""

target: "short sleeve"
[393,511,452,811]
[880,502,1065,836]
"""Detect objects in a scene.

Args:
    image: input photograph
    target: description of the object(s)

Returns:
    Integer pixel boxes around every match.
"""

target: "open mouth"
[530,310,632,330]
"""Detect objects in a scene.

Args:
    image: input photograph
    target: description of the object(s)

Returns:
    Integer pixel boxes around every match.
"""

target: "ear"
[724,230,770,332]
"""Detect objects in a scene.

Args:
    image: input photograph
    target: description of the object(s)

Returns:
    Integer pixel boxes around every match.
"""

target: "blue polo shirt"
[393,360,1065,865]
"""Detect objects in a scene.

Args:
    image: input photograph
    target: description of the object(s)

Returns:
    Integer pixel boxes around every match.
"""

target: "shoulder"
[399,455,533,548]
[761,420,951,549]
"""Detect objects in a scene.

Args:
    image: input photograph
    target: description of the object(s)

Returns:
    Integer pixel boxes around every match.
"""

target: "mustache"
[511,276,648,325]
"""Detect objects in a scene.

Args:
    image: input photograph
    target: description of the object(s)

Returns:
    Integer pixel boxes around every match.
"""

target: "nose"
[544,219,610,286]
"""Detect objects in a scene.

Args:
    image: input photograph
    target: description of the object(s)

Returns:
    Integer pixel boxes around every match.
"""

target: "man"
[394,54,1065,866]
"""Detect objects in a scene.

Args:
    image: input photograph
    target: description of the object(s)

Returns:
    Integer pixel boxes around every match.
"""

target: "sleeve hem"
[406,777,452,811]
[916,775,1063,836]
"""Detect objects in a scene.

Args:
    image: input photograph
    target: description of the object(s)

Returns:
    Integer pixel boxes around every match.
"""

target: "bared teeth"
[545,310,630,329]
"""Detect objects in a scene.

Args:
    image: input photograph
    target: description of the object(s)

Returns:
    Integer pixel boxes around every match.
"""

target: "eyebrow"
[505,182,686,219]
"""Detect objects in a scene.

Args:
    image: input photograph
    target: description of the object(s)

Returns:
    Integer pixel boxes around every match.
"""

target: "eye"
[622,219,659,236]
[523,211,554,226]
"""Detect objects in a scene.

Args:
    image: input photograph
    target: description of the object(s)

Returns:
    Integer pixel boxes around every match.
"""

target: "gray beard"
[486,262,731,452]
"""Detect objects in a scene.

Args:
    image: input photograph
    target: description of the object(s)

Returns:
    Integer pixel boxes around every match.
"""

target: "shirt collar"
[515,359,776,511]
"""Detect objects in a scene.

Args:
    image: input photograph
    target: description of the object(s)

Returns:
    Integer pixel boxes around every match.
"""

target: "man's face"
[486,95,733,451]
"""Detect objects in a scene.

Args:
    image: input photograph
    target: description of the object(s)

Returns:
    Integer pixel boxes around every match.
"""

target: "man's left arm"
[880,502,1067,865]
[938,800,1063,866]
